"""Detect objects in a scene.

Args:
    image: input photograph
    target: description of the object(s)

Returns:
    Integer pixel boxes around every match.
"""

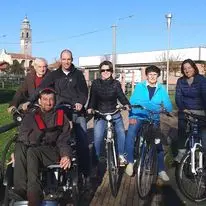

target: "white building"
[79,47,206,84]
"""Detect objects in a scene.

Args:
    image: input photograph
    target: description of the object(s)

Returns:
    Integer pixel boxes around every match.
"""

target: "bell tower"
[20,16,32,56]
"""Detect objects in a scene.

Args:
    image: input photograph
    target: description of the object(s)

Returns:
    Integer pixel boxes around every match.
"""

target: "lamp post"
[112,24,117,77]
[165,13,172,93]
[112,15,134,77]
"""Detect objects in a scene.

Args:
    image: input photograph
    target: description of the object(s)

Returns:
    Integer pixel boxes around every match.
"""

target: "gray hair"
[33,58,48,68]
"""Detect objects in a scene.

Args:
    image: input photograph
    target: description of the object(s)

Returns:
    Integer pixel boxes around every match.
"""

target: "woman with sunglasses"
[87,60,130,167]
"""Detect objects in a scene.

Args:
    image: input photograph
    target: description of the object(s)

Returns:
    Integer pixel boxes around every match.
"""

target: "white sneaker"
[125,163,134,176]
[174,149,186,163]
[119,155,127,167]
[158,171,170,181]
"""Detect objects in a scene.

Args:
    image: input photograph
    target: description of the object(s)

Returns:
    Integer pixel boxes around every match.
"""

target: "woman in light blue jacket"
[125,65,172,181]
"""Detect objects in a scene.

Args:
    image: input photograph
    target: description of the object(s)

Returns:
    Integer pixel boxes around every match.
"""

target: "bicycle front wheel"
[176,150,206,202]
[107,141,119,197]
[136,141,157,199]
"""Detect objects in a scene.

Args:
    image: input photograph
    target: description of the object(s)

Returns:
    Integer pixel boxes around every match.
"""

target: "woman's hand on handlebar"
[74,103,83,111]
[129,118,138,125]
[124,104,131,111]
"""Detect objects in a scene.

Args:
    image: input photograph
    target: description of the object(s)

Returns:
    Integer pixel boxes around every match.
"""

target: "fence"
[0,74,25,89]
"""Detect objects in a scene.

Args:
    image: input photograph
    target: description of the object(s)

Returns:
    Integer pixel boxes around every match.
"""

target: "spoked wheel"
[2,135,17,206]
[176,150,206,203]
[1,134,17,177]
[71,184,79,206]
[107,141,119,197]
[136,141,157,199]
[71,165,80,206]
[60,173,80,206]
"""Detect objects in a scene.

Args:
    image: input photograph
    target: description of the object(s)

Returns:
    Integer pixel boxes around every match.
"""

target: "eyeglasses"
[100,69,112,73]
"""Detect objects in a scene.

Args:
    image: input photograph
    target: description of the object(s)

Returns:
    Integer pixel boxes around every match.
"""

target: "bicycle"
[92,106,127,197]
[132,104,171,199]
[175,110,206,203]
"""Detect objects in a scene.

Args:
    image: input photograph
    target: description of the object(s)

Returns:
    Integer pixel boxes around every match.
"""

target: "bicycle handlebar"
[55,103,78,113]
[184,110,206,123]
[0,122,18,134]
[93,105,128,117]
[130,104,172,117]
[0,104,40,135]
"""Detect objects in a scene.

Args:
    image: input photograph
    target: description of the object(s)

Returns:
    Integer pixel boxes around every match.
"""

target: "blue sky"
[0,0,206,64]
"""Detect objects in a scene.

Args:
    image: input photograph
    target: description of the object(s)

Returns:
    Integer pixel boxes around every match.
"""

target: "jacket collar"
[58,63,76,74]
[142,80,161,89]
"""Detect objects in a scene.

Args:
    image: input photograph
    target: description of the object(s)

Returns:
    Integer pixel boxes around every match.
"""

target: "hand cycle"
[0,107,26,206]
[0,107,25,183]
[2,104,79,206]
[54,103,87,205]
[131,104,171,199]
[175,110,206,203]
[92,106,127,197]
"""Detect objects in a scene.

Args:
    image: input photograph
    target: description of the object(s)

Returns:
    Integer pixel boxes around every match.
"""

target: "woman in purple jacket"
[175,59,206,162]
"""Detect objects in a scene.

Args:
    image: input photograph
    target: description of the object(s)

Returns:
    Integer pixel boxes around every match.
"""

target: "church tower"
[20,16,32,56]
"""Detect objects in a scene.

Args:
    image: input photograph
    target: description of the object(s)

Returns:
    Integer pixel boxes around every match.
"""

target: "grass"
[0,89,17,161]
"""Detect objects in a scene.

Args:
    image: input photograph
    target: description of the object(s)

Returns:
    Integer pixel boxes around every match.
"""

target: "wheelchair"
[2,135,80,206]
[0,105,89,206]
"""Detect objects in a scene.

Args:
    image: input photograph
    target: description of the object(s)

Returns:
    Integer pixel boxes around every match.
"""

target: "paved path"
[85,111,206,206]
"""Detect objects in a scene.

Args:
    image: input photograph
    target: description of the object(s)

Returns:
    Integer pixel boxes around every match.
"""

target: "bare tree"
[157,52,182,83]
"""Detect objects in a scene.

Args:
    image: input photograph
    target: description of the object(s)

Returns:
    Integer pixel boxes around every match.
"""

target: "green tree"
[10,60,24,75]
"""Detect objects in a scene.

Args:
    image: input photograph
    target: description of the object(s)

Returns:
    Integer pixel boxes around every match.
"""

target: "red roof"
[0,61,9,71]
[48,61,61,70]
[8,52,35,60]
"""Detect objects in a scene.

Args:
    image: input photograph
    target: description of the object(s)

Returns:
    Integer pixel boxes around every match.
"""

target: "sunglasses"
[100,69,112,73]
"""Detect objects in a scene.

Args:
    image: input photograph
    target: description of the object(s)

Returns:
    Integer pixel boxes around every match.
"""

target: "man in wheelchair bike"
[13,88,71,205]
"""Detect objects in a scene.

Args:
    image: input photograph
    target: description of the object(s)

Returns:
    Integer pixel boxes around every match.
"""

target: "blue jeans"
[72,115,90,177]
[125,119,165,172]
[94,112,126,158]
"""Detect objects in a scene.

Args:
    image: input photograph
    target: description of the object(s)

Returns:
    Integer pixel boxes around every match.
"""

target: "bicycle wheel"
[107,141,118,197]
[136,140,157,199]
[176,149,206,202]
[134,132,144,162]
[1,134,17,177]
[1,134,17,206]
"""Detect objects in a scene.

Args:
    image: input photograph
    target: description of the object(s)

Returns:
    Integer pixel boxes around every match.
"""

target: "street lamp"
[165,13,172,93]
[112,15,134,77]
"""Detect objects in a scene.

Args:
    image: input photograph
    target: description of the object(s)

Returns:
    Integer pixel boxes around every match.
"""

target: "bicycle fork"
[191,143,203,175]
[106,121,118,167]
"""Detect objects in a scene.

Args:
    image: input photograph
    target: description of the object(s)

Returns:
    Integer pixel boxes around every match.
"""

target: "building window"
[26,32,29,38]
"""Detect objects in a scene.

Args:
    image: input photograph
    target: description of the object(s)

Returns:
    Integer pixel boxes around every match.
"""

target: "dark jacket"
[175,74,206,111]
[9,70,50,107]
[88,77,130,113]
[17,108,71,157]
[29,64,88,107]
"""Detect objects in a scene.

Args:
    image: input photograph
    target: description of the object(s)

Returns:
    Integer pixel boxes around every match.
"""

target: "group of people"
[7,49,206,205]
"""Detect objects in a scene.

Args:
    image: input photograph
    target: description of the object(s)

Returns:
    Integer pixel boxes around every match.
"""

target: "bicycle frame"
[186,113,204,175]
[105,115,118,167]
[93,106,126,196]
[93,108,125,167]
